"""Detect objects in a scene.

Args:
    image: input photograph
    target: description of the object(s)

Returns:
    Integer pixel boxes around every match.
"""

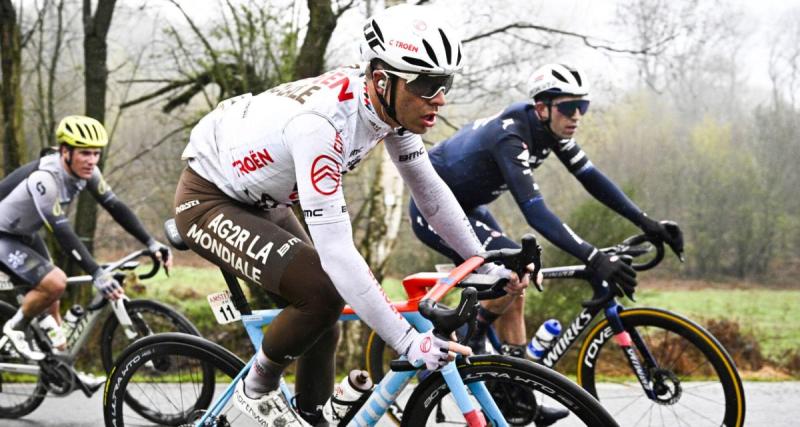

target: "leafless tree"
[70,0,117,275]
[1,0,33,174]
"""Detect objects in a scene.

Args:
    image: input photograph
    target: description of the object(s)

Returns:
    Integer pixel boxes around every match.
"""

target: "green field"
[139,266,799,365]
[633,288,800,358]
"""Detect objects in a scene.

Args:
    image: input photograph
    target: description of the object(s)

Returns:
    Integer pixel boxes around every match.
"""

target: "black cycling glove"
[586,249,637,299]
[639,215,684,261]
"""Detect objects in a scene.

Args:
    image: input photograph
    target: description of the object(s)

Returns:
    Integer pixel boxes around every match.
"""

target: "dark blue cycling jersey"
[413,101,647,263]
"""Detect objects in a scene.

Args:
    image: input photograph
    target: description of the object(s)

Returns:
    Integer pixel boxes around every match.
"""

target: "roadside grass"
[137,267,799,376]
[632,288,800,359]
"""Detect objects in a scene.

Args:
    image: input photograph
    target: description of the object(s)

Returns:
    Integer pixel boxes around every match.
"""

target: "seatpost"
[220,270,252,315]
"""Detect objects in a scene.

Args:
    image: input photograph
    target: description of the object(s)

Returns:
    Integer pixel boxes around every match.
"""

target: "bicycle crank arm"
[0,362,40,375]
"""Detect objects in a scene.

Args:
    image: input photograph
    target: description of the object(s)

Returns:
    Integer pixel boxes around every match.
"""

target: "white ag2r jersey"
[183,63,482,352]
[184,64,421,226]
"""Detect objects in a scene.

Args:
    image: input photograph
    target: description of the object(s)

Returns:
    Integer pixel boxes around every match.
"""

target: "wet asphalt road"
[3,381,797,426]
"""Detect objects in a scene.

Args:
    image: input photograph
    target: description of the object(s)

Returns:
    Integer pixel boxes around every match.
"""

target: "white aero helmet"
[361,4,463,75]
[528,63,589,101]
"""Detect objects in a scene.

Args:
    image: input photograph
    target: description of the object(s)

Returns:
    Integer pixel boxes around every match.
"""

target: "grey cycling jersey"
[0,152,154,275]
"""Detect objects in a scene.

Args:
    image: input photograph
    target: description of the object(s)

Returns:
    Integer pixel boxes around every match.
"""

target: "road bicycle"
[102,222,618,426]
[365,234,746,427]
[0,249,200,419]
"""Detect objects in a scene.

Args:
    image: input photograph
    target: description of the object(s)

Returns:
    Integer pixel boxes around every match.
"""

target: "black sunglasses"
[553,99,590,117]
[384,70,454,99]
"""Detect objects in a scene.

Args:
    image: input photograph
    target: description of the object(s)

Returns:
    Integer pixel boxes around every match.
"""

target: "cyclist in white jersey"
[174,5,531,426]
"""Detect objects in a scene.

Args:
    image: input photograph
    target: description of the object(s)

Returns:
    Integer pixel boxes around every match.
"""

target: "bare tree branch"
[19,0,49,48]
[463,21,665,55]
[106,123,193,178]
[47,0,64,139]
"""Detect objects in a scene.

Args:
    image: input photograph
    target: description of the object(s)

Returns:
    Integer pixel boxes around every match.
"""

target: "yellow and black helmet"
[55,115,108,148]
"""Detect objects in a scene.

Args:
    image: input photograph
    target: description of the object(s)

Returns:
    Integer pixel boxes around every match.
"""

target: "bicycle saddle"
[163,218,189,251]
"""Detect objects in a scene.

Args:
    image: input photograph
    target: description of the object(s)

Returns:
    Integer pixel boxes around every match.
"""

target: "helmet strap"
[375,73,408,134]
[540,101,561,140]
[61,146,81,178]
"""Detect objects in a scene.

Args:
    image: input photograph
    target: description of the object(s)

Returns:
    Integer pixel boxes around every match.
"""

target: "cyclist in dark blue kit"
[410,63,683,425]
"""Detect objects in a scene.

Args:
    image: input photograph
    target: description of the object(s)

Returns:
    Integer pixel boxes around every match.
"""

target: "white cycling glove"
[403,329,452,370]
[92,269,122,299]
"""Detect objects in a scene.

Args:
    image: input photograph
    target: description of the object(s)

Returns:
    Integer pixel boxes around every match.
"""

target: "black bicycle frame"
[534,265,659,400]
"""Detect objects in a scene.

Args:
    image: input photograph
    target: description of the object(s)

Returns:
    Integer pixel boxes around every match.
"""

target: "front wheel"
[402,354,618,426]
[577,307,746,427]
[100,298,201,373]
[103,332,244,427]
[0,301,46,418]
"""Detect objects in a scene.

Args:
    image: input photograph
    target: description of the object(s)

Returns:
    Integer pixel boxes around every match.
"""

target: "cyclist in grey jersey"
[0,115,172,362]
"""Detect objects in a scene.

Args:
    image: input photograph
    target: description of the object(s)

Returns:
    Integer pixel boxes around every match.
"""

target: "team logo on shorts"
[7,250,28,269]
[311,155,341,196]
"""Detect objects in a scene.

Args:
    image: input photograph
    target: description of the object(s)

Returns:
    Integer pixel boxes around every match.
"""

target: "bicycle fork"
[605,304,658,400]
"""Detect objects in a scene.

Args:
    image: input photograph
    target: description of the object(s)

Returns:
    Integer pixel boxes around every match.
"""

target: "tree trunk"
[293,0,336,79]
[68,0,116,275]
[0,0,27,176]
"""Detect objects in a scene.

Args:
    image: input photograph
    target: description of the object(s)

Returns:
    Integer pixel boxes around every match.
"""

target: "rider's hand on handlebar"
[639,215,685,262]
[403,329,473,370]
[92,269,124,301]
[147,240,173,276]
[586,250,637,298]
[478,262,543,293]
[504,272,527,296]
[477,262,512,280]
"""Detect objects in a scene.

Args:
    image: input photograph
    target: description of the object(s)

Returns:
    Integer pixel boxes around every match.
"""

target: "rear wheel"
[100,298,200,373]
[577,307,745,427]
[0,301,46,418]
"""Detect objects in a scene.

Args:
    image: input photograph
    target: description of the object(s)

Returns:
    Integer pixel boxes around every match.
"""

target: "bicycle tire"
[100,298,201,373]
[103,332,243,427]
[577,307,745,427]
[402,354,617,426]
[0,301,46,418]
[364,330,396,384]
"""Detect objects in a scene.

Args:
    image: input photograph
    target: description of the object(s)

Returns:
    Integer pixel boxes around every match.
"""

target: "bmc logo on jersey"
[311,155,341,195]
[399,147,425,162]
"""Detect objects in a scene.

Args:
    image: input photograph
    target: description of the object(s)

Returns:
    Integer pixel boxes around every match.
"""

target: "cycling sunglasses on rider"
[381,70,454,99]
[552,99,590,117]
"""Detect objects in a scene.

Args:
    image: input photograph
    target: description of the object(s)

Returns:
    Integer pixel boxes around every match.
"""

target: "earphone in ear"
[378,79,386,89]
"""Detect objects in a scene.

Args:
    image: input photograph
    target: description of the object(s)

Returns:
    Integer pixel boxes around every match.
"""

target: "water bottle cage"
[333,391,372,424]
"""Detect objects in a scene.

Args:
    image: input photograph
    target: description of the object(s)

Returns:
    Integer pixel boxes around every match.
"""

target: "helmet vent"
[438,29,452,64]
[364,21,385,51]
[402,56,433,69]
[371,20,384,43]
[422,40,439,66]
[456,45,462,66]
[77,124,88,139]
[551,69,568,84]
[571,71,582,86]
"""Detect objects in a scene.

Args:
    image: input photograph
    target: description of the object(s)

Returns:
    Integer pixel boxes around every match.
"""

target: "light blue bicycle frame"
[195,308,511,427]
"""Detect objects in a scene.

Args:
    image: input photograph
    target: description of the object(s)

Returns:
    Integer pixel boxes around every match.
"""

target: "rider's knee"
[314,281,345,326]
[315,322,341,351]
[38,267,67,297]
